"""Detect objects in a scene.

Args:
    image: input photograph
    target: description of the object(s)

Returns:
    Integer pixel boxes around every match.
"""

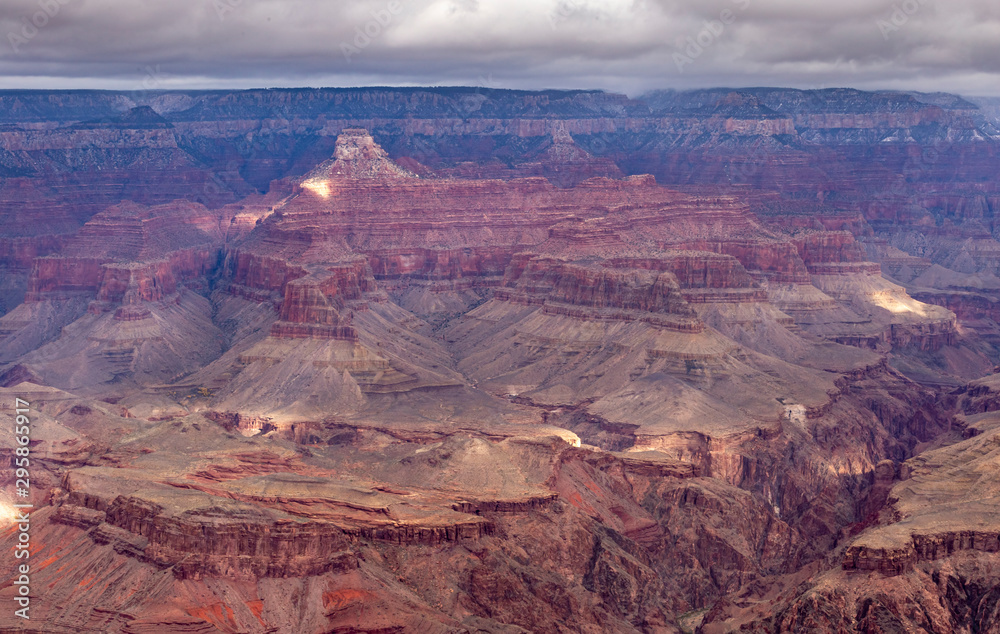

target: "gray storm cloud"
[0,0,997,95]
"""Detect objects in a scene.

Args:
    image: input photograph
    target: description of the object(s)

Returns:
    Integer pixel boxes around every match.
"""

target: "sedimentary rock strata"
[1,86,1000,632]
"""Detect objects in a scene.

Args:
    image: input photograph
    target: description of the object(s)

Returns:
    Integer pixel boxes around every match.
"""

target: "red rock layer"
[59,489,494,581]
[677,239,813,283]
[224,137,779,342]
[913,290,1000,322]
[26,249,219,305]
[495,257,703,332]
[368,247,513,281]
[792,231,869,270]
[266,259,380,340]
[842,531,1000,576]
[24,257,108,300]
[0,234,65,269]
[607,253,756,290]
[22,200,227,314]
[224,251,309,294]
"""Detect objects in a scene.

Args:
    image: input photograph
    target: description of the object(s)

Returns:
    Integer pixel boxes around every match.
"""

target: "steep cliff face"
[1,88,992,332]
[369,247,514,281]
[23,200,225,305]
[502,258,695,315]
[0,113,242,244]
[0,199,229,390]
[434,125,627,187]
[701,411,1000,633]
[24,257,109,301]
[224,250,309,296]
[677,239,813,283]
[265,260,379,341]
[0,233,63,312]
[793,231,870,270]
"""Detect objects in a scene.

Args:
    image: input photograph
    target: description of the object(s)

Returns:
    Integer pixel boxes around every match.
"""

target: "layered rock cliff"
[1,87,999,632]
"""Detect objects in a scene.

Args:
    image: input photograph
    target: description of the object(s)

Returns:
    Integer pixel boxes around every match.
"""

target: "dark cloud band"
[0,0,997,95]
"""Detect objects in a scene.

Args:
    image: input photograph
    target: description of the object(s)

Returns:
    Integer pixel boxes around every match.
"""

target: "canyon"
[1,87,1000,632]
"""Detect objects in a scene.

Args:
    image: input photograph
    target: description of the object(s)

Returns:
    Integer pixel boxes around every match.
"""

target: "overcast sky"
[0,0,997,96]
